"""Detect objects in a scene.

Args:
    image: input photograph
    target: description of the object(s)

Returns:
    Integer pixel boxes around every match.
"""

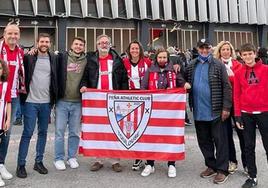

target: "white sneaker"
[67,158,79,169]
[0,176,5,187]
[168,165,176,178]
[141,165,155,177]
[54,160,66,171]
[0,164,13,180]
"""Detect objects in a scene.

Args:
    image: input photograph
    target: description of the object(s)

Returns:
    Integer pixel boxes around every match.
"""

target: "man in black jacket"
[16,33,57,178]
[80,34,128,172]
[185,39,232,184]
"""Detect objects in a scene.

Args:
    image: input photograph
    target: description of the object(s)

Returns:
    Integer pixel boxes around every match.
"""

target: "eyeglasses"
[97,41,110,46]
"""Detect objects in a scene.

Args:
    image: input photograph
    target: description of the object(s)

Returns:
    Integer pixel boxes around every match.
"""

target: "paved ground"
[3,120,268,188]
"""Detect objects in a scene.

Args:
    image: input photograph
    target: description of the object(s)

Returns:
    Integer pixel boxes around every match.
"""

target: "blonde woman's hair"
[213,41,236,59]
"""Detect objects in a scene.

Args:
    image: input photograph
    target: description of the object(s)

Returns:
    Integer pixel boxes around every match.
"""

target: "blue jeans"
[0,97,19,164]
[54,100,81,161]
[17,102,51,166]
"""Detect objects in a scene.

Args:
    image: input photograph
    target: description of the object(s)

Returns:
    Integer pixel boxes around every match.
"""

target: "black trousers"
[242,112,268,178]
[147,160,175,167]
[234,125,247,168]
[195,118,229,174]
[223,115,237,164]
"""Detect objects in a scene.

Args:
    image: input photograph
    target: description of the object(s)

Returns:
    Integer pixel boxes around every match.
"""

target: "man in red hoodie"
[234,43,268,188]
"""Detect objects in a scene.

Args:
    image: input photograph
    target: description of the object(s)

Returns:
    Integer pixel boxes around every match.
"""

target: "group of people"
[0,22,267,188]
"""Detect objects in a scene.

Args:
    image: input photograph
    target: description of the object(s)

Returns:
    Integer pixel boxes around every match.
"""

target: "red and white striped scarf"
[123,58,151,89]
[148,71,176,90]
[97,54,113,90]
[0,82,8,130]
[0,41,25,98]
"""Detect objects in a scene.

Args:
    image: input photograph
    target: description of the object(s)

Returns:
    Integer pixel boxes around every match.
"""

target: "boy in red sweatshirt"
[234,43,268,188]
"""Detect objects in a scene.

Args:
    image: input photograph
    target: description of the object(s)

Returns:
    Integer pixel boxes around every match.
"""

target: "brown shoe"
[213,173,229,184]
[90,162,103,171]
[200,167,217,178]
[112,163,122,172]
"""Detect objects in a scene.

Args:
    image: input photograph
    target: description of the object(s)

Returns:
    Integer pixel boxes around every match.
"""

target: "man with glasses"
[80,34,128,172]
[185,39,232,184]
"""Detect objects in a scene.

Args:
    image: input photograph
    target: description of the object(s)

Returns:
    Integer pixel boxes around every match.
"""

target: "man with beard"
[80,34,128,172]
[0,23,25,181]
[53,37,88,171]
[16,33,57,178]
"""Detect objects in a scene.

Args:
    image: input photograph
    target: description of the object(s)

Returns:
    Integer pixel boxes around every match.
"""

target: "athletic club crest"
[107,94,152,149]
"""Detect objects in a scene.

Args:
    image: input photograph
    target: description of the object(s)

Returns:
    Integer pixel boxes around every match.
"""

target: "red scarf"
[0,41,25,98]
[148,71,176,90]
[98,54,113,90]
[123,58,151,89]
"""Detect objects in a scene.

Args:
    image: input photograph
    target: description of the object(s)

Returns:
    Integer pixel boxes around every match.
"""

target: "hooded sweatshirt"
[234,60,268,117]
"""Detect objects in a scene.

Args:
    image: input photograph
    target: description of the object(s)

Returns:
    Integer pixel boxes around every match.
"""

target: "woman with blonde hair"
[214,41,247,175]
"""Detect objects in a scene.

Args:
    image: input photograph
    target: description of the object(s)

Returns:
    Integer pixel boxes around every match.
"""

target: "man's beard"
[38,46,49,53]
[98,47,110,54]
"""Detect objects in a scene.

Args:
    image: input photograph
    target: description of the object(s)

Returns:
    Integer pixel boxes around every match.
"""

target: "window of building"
[159,0,164,19]
[114,29,122,52]
[0,0,15,15]
[71,0,82,16]
[38,0,51,15]
[67,28,75,49]
[146,0,152,19]
[103,0,112,17]
[19,0,34,15]
[184,0,188,20]
[88,0,98,17]
[171,0,177,20]
[56,0,65,15]
[87,29,95,51]
[133,0,140,18]
[118,0,127,18]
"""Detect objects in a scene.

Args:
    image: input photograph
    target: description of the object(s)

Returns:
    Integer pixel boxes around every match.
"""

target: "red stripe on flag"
[82,100,185,111]
[82,100,106,108]
[81,132,184,144]
[148,118,185,127]
[83,116,109,124]
[83,116,185,127]
[152,102,186,110]
[79,148,185,161]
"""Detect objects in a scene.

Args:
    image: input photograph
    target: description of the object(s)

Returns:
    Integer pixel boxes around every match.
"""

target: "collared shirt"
[193,61,218,121]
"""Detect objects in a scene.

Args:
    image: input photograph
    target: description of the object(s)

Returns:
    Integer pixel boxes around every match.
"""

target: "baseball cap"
[197,38,211,48]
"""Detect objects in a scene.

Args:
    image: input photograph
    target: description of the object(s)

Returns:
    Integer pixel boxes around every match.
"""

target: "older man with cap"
[185,39,232,184]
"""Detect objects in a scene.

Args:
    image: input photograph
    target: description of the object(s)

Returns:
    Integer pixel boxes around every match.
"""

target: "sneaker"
[112,163,122,172]
[0,164,13,180]
[242,178,258,188]
[16,165,27,178]
[67,158,79,169]
[0,176,5,187]
[54,160,66,171]
[13,119,22,126]
[185,120,192,126]
[213,173,229,184]
[132,160,144,171]
[141,165,155,177]
[168,165,176,178]
[200,167,217,178]
[228,161,238,174]
[34,162,48,174]
[90,162,103,171]
[243,167,248,175]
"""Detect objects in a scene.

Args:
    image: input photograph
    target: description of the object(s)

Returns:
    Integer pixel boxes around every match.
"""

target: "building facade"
[0,0,268,53]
